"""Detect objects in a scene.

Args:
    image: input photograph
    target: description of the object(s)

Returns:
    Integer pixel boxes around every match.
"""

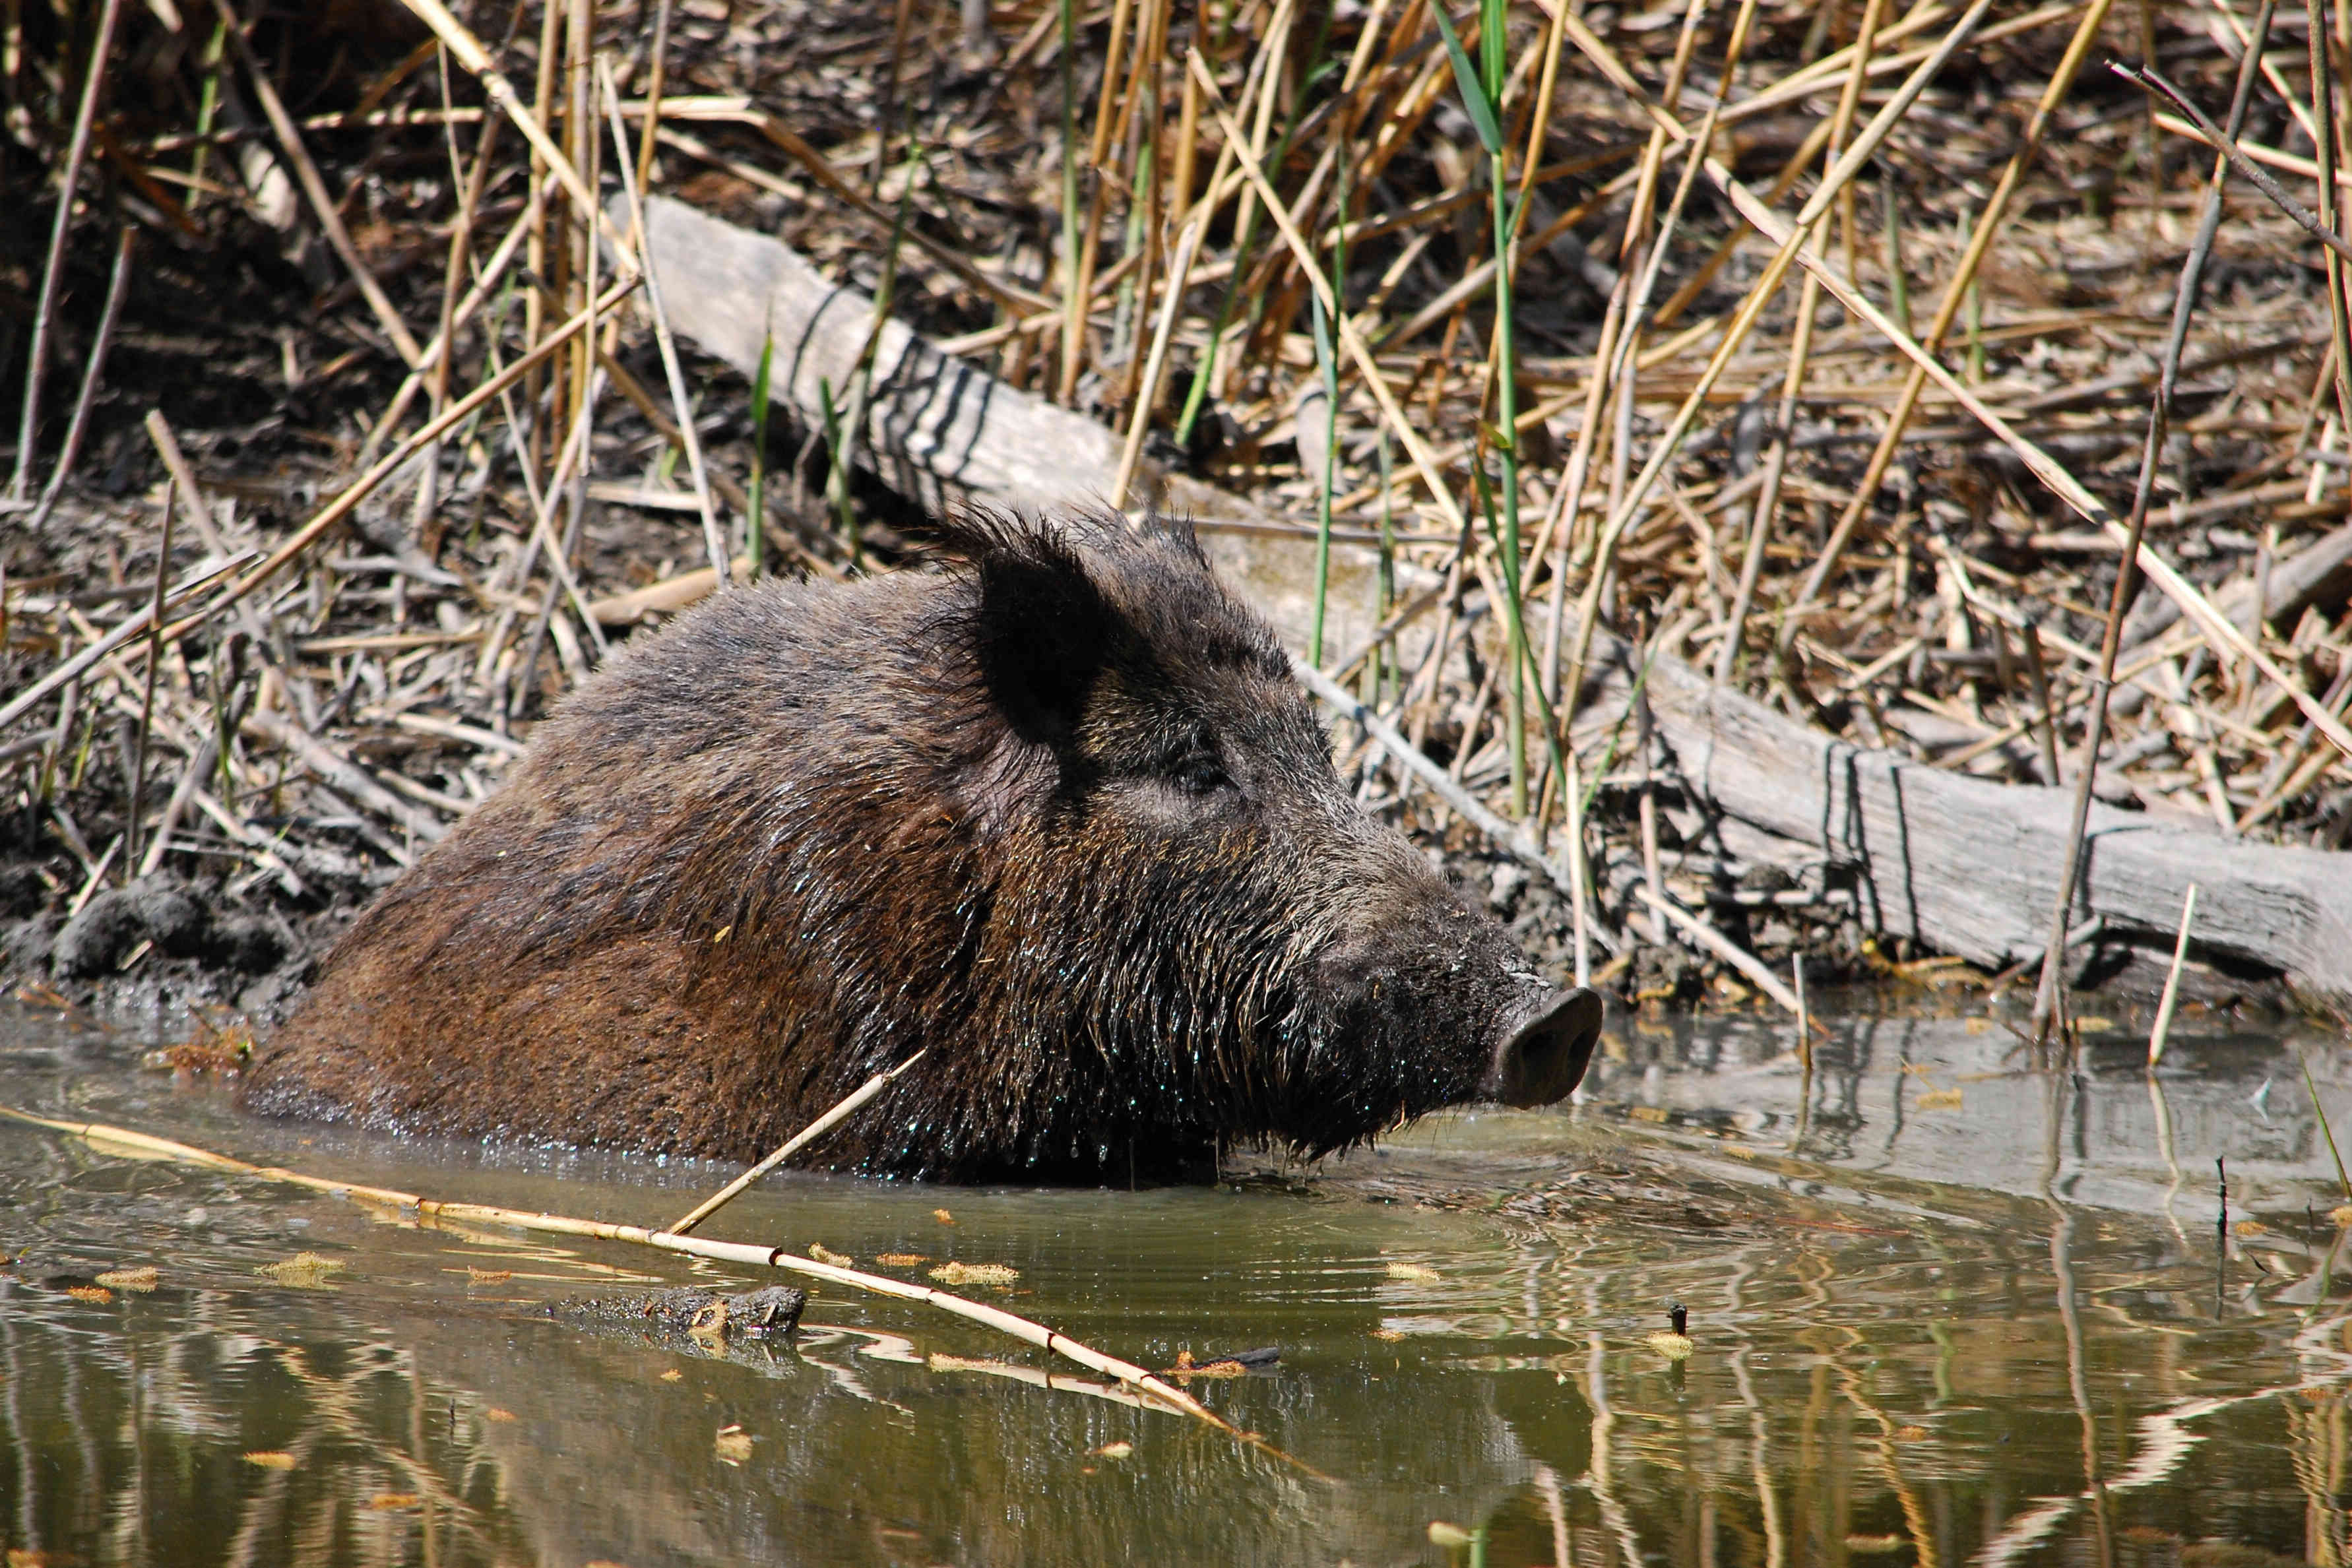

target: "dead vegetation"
[3,0,2350,1023]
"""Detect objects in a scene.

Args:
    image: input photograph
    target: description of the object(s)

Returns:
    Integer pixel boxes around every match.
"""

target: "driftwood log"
[627,196,2352,1015]
[624,194,1397,658]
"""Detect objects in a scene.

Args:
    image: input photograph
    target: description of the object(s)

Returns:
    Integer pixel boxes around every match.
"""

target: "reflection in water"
[1,998,2348,1567]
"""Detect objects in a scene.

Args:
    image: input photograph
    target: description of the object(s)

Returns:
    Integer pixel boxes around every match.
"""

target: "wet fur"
[245,513,1534,1179]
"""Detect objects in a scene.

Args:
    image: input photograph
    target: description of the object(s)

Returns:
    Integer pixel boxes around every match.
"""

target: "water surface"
[1,995,2346,1567]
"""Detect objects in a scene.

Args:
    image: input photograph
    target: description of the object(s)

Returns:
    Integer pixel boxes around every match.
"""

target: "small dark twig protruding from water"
[2216,1155,2229,1243]
[1668,1301,1688,1336]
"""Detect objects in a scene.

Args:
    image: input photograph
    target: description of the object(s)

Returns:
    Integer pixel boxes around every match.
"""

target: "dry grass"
[3,0,2349,1009]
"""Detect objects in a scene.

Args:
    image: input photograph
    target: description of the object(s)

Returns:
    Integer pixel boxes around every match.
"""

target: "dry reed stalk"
[1780,0,2118,644]
[11,0,126,501]
[2032,19,2274,1042]
[2145,883,2198,1065]
[216,0,425,367]
[162,277,638,645]
[668,1051,930,1235]
[1715,0,1886,686]
[0,1105,1250,1443]
[1114,218,1201,507]
[25,225,135,534]
[124,481,179,875]
[602,57,726,584]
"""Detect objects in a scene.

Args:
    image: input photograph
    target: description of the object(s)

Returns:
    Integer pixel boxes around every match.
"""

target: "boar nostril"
[1485,988,1604,1108]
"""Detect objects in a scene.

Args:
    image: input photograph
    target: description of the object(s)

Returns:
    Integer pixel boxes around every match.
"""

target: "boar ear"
[959,517,1115,744]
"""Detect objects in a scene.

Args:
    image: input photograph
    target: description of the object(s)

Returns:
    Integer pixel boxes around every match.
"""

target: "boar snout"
[1483,986,1603,1108]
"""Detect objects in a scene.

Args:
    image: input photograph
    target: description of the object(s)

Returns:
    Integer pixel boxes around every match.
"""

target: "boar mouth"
[1481,986,1604,1108]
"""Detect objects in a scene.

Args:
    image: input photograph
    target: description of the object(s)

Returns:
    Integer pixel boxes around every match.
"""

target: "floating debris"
[94,1266,158,1292]
[928,1261,1018,1287]
[808,1243,855,1267]
[1091,1441,1135,1460]
[241,1451,297,1470]
[1647,1301,1696,1361]
[713,1425,754,1466]
[1385,1261,1441,1283]
[258,1252,346,1288]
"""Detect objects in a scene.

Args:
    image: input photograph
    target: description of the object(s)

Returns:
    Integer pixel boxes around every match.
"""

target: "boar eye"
[1172,753,1231,797]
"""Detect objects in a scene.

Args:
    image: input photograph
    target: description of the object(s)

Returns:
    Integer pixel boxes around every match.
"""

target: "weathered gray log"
[1611,637,2352,1011]
[631,195,2352,1013]
[623,194,1395,655]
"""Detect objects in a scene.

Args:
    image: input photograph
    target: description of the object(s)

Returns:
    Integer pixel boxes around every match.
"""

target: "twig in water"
[2301,1057,2352,1205]
[2031,13,2273,1049]
[0,1104,1276,1455]
[2146,883,2197,1066]
[669,1051,929,1236]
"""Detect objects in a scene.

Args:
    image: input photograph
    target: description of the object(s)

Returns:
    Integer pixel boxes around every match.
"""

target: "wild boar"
[243,511,1601,1179]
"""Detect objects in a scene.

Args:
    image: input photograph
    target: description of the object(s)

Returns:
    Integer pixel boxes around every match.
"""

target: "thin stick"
[1781,0,2120,643]
[26,226,135,532]
[2033,14,2275,1044]
[1112,219,1201,509]
[669,1050,930,1236]
[215,0,426,367]
[1635,886,1805,1018]
[12,0,127,501]
[0,1104,1242,1441]
[161,278,639,644]
[1793,955,1810,1068]
[2122,62,2352,268]
[1298,661,1614,950]
[2308,0,2352,438]
[601,57,726,585]
[0,553,249,732]
[125,480,178,875]
[633,0,675,196]
[2146,883,2196,1067]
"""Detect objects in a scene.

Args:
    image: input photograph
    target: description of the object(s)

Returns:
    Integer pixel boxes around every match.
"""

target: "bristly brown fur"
[244,510,1560,1180]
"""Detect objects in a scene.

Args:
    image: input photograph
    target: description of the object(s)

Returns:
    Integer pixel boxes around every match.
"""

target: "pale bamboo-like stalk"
[600,57,727,586]
[0,1104,1238,1439]
[2145,883,2198,1065]
[1114,220,1203,507]
[668,1050,930,1235]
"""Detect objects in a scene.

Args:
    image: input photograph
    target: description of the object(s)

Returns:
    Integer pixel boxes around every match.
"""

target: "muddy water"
[1,997,2348,1568]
